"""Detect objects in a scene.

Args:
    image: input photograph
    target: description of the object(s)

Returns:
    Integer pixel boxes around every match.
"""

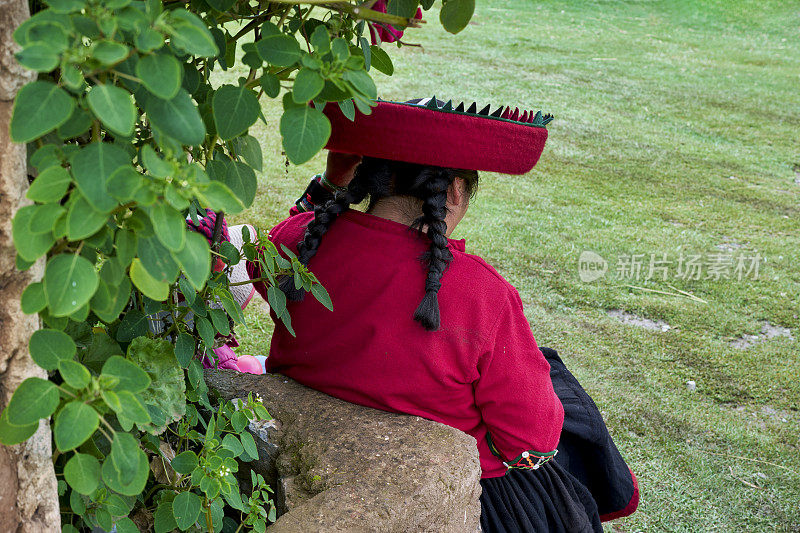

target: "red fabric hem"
[599,469,640,522]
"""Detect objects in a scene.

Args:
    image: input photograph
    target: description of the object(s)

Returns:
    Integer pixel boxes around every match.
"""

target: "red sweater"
[250,209,563,478]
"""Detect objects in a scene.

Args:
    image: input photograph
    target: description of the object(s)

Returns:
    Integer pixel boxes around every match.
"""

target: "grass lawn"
[223,1,800,530]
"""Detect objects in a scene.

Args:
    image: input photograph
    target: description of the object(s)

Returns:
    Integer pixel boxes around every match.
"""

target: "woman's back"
[261,208,563,479]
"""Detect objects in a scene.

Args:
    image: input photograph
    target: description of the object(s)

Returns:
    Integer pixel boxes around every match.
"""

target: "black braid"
[280,176,369,301]
[410,168,453,331]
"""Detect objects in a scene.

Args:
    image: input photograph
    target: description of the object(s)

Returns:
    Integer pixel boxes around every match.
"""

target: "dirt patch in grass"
[607,309,672,332]
[731,321,794,349]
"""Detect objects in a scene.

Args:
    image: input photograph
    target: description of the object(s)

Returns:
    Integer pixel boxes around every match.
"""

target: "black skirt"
[479,347,638,532]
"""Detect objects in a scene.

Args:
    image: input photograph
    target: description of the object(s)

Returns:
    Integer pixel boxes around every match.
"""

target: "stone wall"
[205,370,482,533]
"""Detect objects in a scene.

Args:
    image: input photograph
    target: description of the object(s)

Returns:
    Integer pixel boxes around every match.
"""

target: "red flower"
[369,0,423,44]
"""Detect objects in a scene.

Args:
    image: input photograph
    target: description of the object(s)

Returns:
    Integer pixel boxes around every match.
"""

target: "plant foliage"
[1,0,473,530]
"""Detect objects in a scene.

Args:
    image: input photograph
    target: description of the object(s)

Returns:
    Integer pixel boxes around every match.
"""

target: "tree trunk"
[0,0,61,530]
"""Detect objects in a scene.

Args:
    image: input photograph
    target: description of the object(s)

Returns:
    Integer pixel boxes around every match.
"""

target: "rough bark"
[0,0,61,530]
[206,370,483,533]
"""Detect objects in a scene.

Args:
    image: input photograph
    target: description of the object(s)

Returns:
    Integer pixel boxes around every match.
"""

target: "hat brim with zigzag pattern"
[323,98,552,175]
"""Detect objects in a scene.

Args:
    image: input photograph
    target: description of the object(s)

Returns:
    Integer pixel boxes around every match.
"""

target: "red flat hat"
[323,97,552,175]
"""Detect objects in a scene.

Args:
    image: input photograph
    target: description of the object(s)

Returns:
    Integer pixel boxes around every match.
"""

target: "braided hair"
[282,156,479,331]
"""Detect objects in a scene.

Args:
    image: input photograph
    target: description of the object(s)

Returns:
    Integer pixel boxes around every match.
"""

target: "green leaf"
[175,333,195,367]
[116,517,139,533]
[57,107,92,139]
[266,286,286,316]
[145,89,206,146]
[136,53,181,100]
[130,258,170,300]
[45,0,85,14]
[369,46,394,75]
[259,72,280,98]
[240,430,257,458]
[111,432,142,484]
[208,308,230,336]
[101,389,121,412]
[107,166,146,203]
[102,445,149,495]
[20,282,47,314]
[15,43,59,72]
[91,276,131,323]
[154,502,178,533]
[212,85,260,141]
[26,165,71,203]
[387,0,419,18]
[141,144,173,178]
[138,235,179,282]
[58,360,91,388]
[279,105,331,165]
[135,26,164,52]
[310,283,333,311]
[86,84,136,137]
[231,135,262,171]
[12,206,55,261]
[255,23,301,67]
[167,9,218,57]
[172,231,211,290]
[43,254,99,317]
[293,68,324,103]
[29,329,76,370]
[172,491,201,530]
[218,288,246,325]
[171,450,198,474]
[9,81,74,143]
[115,229,138,268]
[440,0,475,34]
[64,453,101,495]
[197,181,244,214]
[221,434,243,457]
[310,25,330,53]
[28,203,65,234]
[343,69,377,100]
[115,390,151,424]
[70,141,129,213]
[93,40,129,64]
[126,337,186,431]
[218,241,239,266]
[207,159,257,208]
[116,310,148,342]
[207,0,235,11]
[54,401,99,451]
[101,355,151,393]
[195,316,215,349]
[148,203,185,251]
[331,38,349,61]
[66,192,108,240]
[0,409,38,446]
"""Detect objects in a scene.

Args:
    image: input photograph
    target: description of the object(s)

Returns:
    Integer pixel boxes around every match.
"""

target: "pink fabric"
[203,344,240,370]
[235,355,264,375]
[247,210,563,479]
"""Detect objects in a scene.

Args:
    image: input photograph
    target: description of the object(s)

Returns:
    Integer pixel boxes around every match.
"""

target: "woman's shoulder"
[268,212,314,251]
[449,248,517,297]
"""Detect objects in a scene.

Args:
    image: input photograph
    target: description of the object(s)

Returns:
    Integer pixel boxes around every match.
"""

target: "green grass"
[222,1,800,530]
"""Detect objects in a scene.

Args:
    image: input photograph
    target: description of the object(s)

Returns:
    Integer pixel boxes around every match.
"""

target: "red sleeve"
[474,288,564,470]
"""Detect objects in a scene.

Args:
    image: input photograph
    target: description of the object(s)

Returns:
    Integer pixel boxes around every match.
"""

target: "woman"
[247,98,638,532]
